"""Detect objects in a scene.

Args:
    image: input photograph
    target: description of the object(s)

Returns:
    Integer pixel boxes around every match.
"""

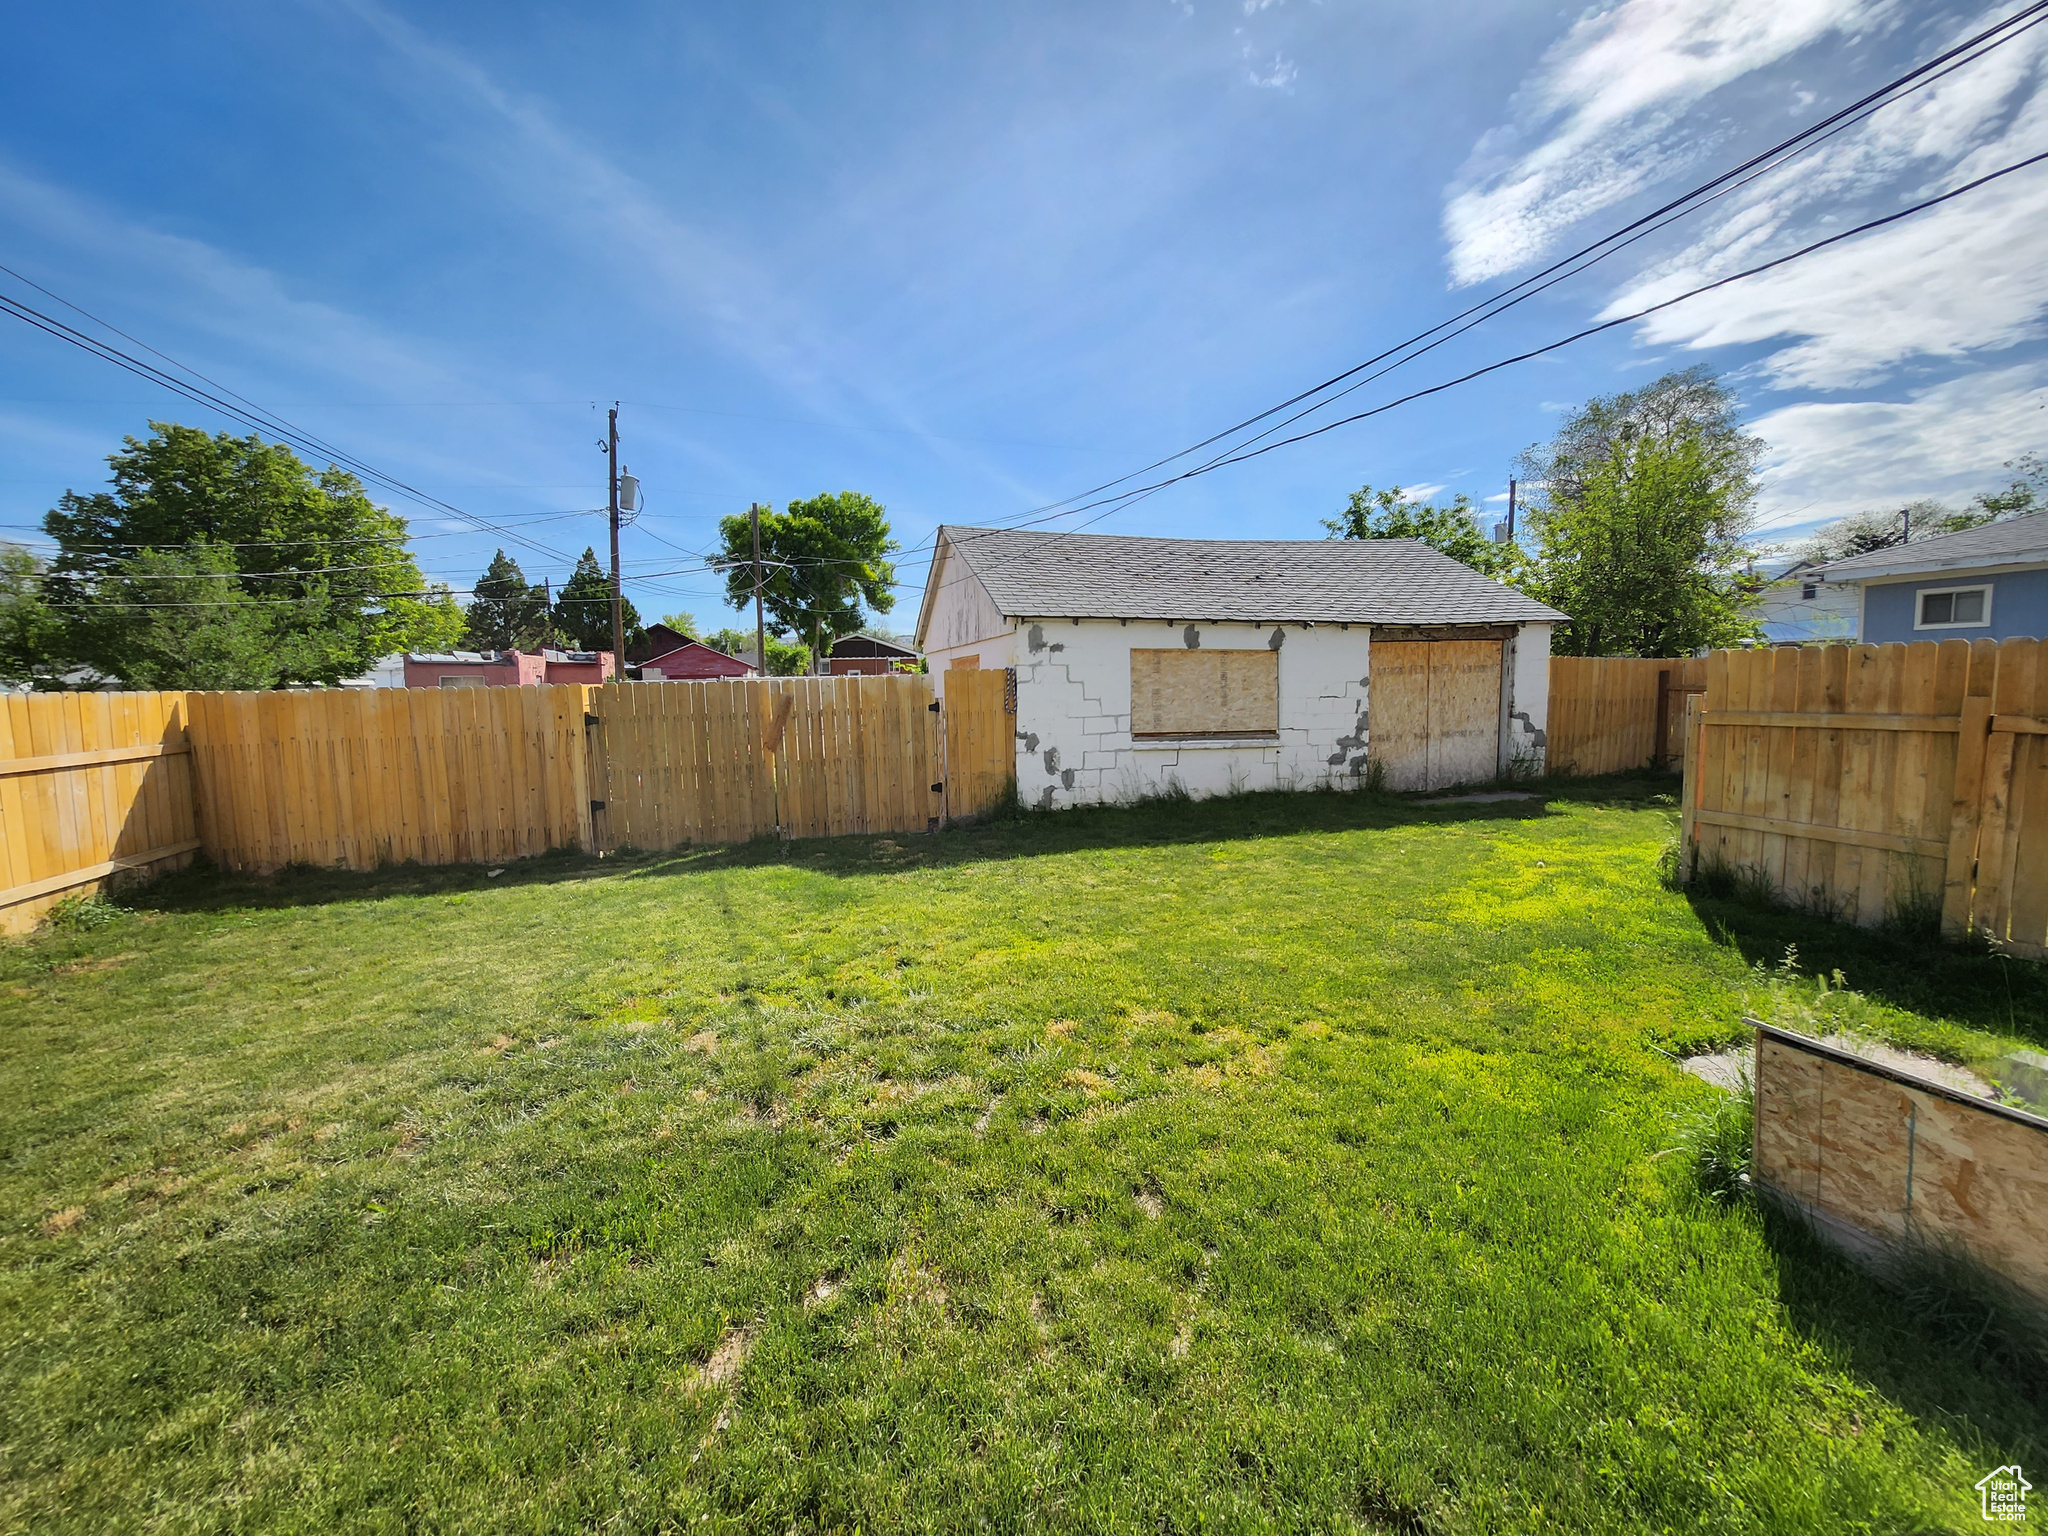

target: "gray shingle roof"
[931,524,1565,626]
[1813,511,2048,581]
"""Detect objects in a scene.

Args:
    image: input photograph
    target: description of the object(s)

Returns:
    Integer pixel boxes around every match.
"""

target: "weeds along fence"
[1678,638,2048,956]
[1546,655,1706,776]
[0,671,1019,933]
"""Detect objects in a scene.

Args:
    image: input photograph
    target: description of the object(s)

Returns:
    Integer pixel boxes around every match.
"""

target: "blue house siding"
[1861,564,2048,643]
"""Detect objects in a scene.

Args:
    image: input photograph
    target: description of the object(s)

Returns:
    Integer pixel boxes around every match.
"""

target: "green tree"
[1515,365,1764,519]
[552,547,642,653]
[461,550,551,651]
[1803,453,2048,563]
[40,424,460,687]
[0,547,64,689]
[1533,430,1760,657]
[1323,484,1530,582]
[657,611,700,638]
[714,493,897,662]
[704,626,810,675]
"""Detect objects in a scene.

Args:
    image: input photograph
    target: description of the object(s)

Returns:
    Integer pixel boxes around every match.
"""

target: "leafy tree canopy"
[1323,484,1529,582]
[1533,429,1760,657]
[704,626,811,675]
[657,611,699,638]
[1801,453,2048,563]
[461,550,551,652]
[1515,365,1764,528]
[552,547,642,653]
[40,424,460,687]
[714,492,897,658]
[0,547,64,690]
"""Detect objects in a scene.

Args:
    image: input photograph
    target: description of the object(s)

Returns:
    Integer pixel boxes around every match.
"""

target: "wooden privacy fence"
[1547,655,1705,776]
[1679,638,2048,957]
[0,671,1020,930]
[588,674,944,850]
[188,685,592,872]
[0,692,199,932]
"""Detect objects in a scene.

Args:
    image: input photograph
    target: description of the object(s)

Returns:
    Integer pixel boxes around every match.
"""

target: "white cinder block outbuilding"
[913,525,1565,807]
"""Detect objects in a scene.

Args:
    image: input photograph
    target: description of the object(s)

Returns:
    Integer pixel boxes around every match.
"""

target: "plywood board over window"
[1131,649,1279,738]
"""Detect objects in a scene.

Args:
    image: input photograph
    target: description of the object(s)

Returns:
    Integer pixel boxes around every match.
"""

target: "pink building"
[402,649,616,687]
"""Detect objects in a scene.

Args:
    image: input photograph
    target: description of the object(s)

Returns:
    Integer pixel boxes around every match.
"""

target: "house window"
[1800,582,1818,600]
[1915,584,1992,630]
[1130,649,1278,738]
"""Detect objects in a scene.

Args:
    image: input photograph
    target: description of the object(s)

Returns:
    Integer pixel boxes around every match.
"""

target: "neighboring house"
[1747,558,1860,644]
[634,625,756,680]
[340,654,409,689]
[913,524,1564,803]
[402,649,616,687]
[828,633,921,675]
[1813,511,2048,643]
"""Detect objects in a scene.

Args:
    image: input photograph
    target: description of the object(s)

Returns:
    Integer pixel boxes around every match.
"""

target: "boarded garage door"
[1369,640,1502,791]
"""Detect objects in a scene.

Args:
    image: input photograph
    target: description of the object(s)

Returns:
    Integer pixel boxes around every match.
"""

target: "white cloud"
[1441,0,1879,286]
[1598,15,2048,387]
[1244,47,1298,90]
[1402,481,1448,499]
[1750,364,2048,526]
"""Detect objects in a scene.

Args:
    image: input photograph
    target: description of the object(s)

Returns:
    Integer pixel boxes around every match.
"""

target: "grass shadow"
[1756,1197,2048,1466]
[108,776,1623,920]
[1683,885,2048,1047]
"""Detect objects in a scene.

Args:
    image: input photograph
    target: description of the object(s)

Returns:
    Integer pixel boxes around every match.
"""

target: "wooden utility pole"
[750,502,767,679]
[607,404,625,676]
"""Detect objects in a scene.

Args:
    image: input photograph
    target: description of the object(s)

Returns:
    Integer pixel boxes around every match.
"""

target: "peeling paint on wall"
[1061,768,1076,789]
[1027,624,1047,654]
[1267,628,1284,651]
[1184,625,1201,649]
[1510,710,1547,750]
[1043,746,1060,775]
[1017,730,1040,753]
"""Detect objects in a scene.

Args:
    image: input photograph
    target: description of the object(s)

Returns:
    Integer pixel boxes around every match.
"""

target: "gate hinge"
[584,713,601,728]
[931,781,944,794]
[928,700,941,713]
[589,799,606,813]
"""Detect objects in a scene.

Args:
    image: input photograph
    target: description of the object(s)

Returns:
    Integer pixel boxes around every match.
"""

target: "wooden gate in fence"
[1679,639,2048,957]
[586,674,941,851]
[1,670,1024,930]
[940,667,1016,820]
[1547,655,1705,776]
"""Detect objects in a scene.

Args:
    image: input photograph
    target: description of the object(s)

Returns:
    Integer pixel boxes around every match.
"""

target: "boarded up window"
[1130,649,1279,738]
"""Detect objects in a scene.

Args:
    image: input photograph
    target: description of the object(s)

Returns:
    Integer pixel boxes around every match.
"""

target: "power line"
[0,274,578,567]
[916,0,2048,564]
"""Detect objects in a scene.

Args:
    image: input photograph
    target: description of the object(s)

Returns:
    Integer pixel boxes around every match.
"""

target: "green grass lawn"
[4,778,2044,1534]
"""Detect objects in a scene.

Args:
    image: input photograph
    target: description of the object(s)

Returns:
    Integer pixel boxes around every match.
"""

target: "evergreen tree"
[461,550,551,651]
[552,547,642,653]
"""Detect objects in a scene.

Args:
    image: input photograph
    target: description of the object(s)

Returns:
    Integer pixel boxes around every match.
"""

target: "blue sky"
[3,0,2046,637]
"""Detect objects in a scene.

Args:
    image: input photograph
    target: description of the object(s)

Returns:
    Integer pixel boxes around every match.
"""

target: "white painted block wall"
[928,616,1552,809]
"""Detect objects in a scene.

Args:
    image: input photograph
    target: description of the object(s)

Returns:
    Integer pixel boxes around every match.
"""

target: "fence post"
[1678,693,1701,876]
[1941,694,1995,939]
[1653,668,1672,769]
[580,685,611,854]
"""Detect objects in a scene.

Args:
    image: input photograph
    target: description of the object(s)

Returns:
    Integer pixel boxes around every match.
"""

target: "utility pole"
[1507,477,1517,543]
[607,404,625,677]
[750,502,768,678]
[543,576,553,650]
